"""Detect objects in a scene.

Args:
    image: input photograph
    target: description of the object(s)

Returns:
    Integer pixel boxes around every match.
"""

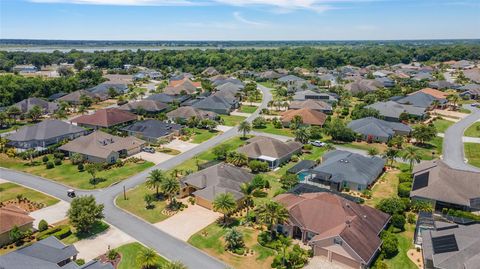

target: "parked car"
[309,140,326,147]
[471,103,479,107]
[142,147,155,153]
[67,189,76,198]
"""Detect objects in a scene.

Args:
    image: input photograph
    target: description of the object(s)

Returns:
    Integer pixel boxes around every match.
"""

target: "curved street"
[0,84,272,269]
[442,104,480,172]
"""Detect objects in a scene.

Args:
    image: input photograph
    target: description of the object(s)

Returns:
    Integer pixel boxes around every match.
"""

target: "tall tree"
[238,121,252,138]
[146,169,166,197]
[213,193,237,224]
[67,195,104,233]
[382,147,399,166]
[402,146,421,170]
[255,201,289,237]
[160,176,180,206]
[294,126,310,144]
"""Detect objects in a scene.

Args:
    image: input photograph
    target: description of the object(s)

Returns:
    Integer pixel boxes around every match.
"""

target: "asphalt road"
[0,84,272,269]
[442,104,480,172]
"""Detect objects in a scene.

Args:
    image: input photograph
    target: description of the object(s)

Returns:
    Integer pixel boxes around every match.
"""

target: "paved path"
[437,133,480,143]
[442,104,480,172]
[0,84,273,269]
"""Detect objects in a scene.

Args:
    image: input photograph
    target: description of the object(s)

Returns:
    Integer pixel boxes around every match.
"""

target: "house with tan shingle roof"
[281,108,327,127]
[71,108,137,129]
[0,205,34,246]
[238,136,302,169]
[288,99,332,114]
[275,192,390,269]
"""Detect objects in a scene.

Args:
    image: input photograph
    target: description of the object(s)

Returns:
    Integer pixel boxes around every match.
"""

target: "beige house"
[0,206,34,246]
[275,192,390,269]
[238,136,302,169]
[59,131,145,163]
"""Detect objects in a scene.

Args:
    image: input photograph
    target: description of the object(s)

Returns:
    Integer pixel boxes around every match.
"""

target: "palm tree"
[136,248,159,269]
[163,261,188,269]
[278,235,292,268]
[447,94,460,109]
[213,193,237,224]
[289,115,303,130]
[186,116,199,128]
[146,169,166,197]
[294,127,310,144]
[160,176,180,206]
[382,147,399,167]
[240,183,259,216]
[238,121,252,138]
[255,201,289,237]
[402,146,421,170]
[368,147,379,156]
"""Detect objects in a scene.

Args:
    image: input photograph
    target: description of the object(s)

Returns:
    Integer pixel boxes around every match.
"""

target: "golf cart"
[67,189,76,198]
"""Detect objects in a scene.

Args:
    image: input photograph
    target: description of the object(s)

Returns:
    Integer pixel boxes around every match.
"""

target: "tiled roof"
[71,108,137,128]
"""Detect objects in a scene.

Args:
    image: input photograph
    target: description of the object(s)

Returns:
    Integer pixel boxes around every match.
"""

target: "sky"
[1,0,479,40]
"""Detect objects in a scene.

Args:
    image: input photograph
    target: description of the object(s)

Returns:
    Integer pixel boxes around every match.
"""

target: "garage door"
[331,252,360,269]
[314,246,329,258]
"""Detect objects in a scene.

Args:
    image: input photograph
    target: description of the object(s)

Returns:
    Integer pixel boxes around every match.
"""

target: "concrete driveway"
[153,204,221,241]
[165,139,198,153]
[74,224,135,260]
[216,125,233,132]
[29,200,69,229]
[304,256,349,269]
[133,152,173,165]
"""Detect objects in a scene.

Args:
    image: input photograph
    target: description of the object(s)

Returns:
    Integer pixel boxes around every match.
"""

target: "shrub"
[45,162,54,169]
[54,158,62,166]
[77,163,84,172]
[248,160,269,173]
[291,155,299,162]
[398,172,413,183]
[75,259,85,266]
[392,214,406,231]
[407,213,416,224]
[42,156,49,163]
[397,182,412,198]
[53,152,65,160]
[376,197,406,215]
[107,249,119,260]
[38,220,48,232]
[225,228,245,251]
[36,225,71,240]
[381,232,399,258]
[252,117,267,128]
[361,189,372,199]
[309,126,323,139]
[188,197,196,205]
[303,144,313,151]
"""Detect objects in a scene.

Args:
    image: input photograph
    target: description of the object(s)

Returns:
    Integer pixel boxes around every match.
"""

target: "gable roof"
[0,205,34,234]
[344,79,383,94]
[413,88,449,99]
[7,119,86,142]
[118,100,169,113]
[411,160,480,209]
[181,163,253,202]
[59,131,145,159]
[238,136,303,160]
[169,78,201,89]
[288,100,332,112]
[366,101,426,119]
[71,108,137,128]
[312,150,385,186]
[347,117,412,138]
[397,91,446,108]
[57,90,99,103]
[281,108,327,126]
[192,95,233,111]
[14,98,58,114]
[166,106,218,120]
[121,120,182,140]
[275,192,390,264]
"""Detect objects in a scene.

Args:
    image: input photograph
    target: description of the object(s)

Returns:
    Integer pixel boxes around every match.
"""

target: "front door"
[293,226,302,240]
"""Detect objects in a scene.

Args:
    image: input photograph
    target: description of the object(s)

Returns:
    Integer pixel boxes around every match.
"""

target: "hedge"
[36,225,71,240]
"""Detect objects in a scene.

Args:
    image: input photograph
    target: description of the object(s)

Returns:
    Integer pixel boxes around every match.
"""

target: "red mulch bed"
[97,253,122,269]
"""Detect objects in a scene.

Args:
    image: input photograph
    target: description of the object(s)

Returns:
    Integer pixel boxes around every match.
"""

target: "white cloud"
[233,11,266,26]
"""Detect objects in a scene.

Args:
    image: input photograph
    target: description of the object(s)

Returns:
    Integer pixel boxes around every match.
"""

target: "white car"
[142,147,156,153]
[309,141,326,147]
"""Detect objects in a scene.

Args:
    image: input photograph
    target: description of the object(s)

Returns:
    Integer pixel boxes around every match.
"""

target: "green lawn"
[62,221,110,245]
[0,182,59,206]
[239,105,258,114]
[459,107,472,114]
[464,122,480,137]
[384,224,417,269]
[253,123,294,137]
[116,243,169,269]
[116,183,169,223]
[187,128,220,144]
[0,154,154,190]
[220,115,247,126]
[465,143,480,168]
[432,118,455,133]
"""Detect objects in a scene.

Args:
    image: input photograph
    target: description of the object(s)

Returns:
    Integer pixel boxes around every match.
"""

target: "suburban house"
[118,100,169,114]
[59,131,145,163]
[275,192,391,269]
[121,119,182,143]
[366,101,426,122]
[0,205,34,246]
[212,77,244,88]
[71,108,137,129]
[237,136,303,169]
[202,67,219,77]
[56,90,100,105]
[292,90,338,103]
[344,79,383,95]
[88,81,128,99]
[410,160,480,212]
[428,81,459,90]
[164,78,201,96]
[459,84,480,99]
[0,236,113,269]
[212,86,242,105]
[179,163,254,209]
[257,70,282,80]
[278,74,306,85]
[421,224,480,269]
[449,60,476,70]
[146,93,190,104]
[281,108,327,127]
[192,95,236,115]
[166,106,218,123]
[6,119,87,151]
[302,150,385,191]
[375,77,395,88]
[288,99,332,114]
[396,89,448,109]
[14,97,58,114]
[347,117,412,142]
[463,68,480,83]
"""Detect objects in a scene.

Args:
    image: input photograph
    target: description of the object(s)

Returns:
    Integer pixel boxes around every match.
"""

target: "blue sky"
[1,0,479,40]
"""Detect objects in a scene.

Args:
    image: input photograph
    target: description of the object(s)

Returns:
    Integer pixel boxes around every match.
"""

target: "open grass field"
[239,105,258,114]
[253,123,294,137]
[116,242,169,269]
[0,182,59,207]
[116,183,169,223]
[465,142,480,168]
[221,115,247,126]
[464,122,480,137]
[0,154,154,189]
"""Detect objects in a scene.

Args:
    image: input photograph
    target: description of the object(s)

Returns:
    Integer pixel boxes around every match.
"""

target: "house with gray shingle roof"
[7,119,87,150]
[366,101,426,122]
[302,150,385,191]
[121,120,183,143]
[88,82,128,100]
[347,117,412,142]
[166,106,218,123]
[179,163,253,210]
[0,236,113,269]
[238,136,302,169]
[292,90,338,103]
[278,74,305,84]
[146,93,190,104]
[14,98,58,115]
[118,100,169,114]
[396,92,447,109]
[192,95,235,115]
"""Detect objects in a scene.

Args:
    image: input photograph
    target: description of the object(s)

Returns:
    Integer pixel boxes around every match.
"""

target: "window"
[334,238,342,245]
